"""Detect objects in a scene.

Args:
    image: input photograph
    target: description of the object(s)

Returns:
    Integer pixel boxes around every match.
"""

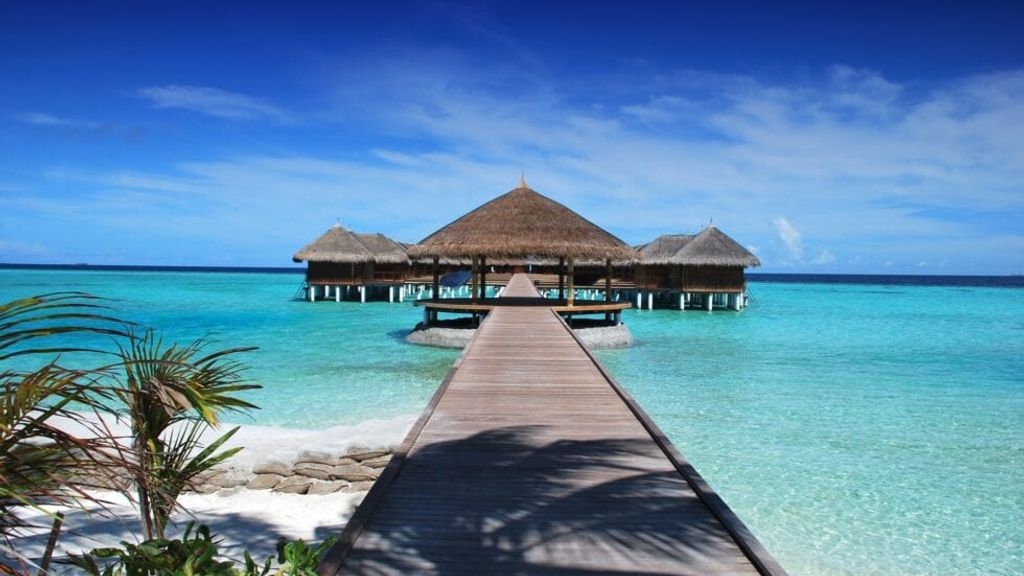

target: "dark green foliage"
[1,293,129,573]
[70,523,338,576]
[108,328,260,539]
[69,523,237,576]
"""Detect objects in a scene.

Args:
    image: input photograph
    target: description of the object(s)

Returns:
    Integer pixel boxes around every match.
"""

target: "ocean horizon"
[4,261,1024,287]
[2,266,1021,575]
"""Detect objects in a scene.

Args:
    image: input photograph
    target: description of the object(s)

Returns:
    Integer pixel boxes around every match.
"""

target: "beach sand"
[9,415,416,570]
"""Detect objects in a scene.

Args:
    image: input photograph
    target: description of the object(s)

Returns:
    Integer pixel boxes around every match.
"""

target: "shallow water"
[2,268,1021,575]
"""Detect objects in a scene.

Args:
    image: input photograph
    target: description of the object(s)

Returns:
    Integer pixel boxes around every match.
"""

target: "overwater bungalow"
[634,225,760,310]
[292,224,410,303]
[408,178,636,324]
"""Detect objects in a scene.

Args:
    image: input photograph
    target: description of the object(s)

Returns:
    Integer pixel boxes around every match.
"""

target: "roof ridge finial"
[519,170,528,189]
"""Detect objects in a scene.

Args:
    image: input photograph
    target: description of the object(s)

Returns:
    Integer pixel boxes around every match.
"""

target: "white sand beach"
[9,415,417,569]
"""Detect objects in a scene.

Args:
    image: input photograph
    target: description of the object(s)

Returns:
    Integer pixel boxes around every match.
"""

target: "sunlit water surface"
[2,268,1021,575]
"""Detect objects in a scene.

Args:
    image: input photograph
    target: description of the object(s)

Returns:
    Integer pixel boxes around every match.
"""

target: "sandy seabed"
[8,415,417,571]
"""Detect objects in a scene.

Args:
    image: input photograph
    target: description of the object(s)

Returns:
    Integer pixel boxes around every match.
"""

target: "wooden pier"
[319,274,786,575]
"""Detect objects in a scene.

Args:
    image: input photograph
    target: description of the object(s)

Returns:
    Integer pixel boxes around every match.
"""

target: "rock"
[346,448,390,461]
[361,455,392,469]
[307,480,348,495]
[408,324,634,350]
[191,470,219,485]
[341,481,375,493]
[252,460,291,476]
[406,326,474,348]
[194,483,222,494]
[296,450,356,467]
[330,464,378,483]
[209,472,248,489]
[293,462,334,480]
[248,473,284,490]
[273,476,312,494]
[573,324,634,349]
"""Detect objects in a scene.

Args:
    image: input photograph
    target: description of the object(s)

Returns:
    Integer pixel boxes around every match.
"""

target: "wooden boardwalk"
[319,274,786,575]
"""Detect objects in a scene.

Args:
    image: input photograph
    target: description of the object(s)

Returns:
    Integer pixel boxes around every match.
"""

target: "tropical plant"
[71,524,338,576]
[69,522,237,576]
[109,329,260,540]
[0,293,127,573]
[263,535,338,576]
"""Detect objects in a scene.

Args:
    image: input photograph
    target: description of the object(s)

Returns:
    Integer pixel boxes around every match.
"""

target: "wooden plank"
[318,273,787,576]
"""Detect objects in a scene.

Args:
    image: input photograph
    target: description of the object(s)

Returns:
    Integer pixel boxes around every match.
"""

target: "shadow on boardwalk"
[329,425,747,575]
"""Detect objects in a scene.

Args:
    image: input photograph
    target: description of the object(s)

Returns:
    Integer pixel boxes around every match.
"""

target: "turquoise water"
[2,268,1022,575]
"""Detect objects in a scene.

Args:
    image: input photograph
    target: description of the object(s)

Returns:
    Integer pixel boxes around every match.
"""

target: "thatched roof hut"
[675,226,760,267]
[638,227,760,267]
[409,181,635,261]
[292,224,409,264]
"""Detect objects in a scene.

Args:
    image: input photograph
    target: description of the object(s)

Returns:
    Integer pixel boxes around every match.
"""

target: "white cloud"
[812,249,836,265]
[772,217,803,261]
[16,112,99,129]
[137,85,290,122]
[9,48,1024,271]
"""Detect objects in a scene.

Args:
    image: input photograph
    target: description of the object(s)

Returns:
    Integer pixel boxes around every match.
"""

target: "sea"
[2,265,1021,576]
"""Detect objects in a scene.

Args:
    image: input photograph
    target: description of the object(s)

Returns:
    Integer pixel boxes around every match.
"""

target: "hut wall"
[635,265,683,290]
[371,263,410,283]
[635,265,745,292]
[307,262,409,285]
[307,262,360,284]
[680,266,746,292]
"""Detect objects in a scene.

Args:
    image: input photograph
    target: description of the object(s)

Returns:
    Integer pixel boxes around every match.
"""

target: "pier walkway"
[319,274,786,575]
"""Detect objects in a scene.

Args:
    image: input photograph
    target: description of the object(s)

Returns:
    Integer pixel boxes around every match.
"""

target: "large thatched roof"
[292,225,409,264]
[409,182,636,261]
[640,226,760,267]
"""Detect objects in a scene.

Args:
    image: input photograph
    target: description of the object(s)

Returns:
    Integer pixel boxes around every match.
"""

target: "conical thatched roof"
[635,234,694,264]
[409,182,636,261]
[646,226,760,267]
[292,224,409,264]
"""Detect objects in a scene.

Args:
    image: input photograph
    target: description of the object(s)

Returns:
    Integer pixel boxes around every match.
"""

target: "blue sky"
[2,1,1022,273]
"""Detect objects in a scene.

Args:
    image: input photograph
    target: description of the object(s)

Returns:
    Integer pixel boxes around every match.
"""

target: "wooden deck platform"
[414,297,631,317]
[318,274,786,575]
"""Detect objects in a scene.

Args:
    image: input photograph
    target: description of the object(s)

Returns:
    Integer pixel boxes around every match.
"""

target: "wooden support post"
[480,255,487,300]
[706,293,713,311]
[399,286,405,303]
[335,285,341,303]
[679,292,685,310]
[567,257,575,307]
[647,291,654,311]
[389,286,395,303]
[558,257,565,301]
[605,259,613,303]
[470,255,478,303]
[636,290,642,310]
[432,257,440,301]
[360,286,366,303]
